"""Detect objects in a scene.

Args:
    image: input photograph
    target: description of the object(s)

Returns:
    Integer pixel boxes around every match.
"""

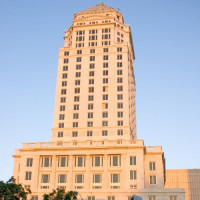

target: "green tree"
[0,177,31,200]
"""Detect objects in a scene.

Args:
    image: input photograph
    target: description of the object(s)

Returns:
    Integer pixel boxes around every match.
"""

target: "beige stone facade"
[165,169,200,200]
[13,3,186,200]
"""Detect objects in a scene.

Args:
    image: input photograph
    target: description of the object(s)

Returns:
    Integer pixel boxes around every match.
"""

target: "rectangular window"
[103,95,108,100]
[62,81,67,87]
[149,162,156,171]
[88,104,93,109]
[117,78,123,83]
[117,62,122,67]
[58,174,67,183]
[130,170,137,180]
[75,157,85,167]
[77,50,82,54]
[117,130,123,135]
[103,55,109,60]
[32,196,38,200]
[61,89,66,95]
[111,174,120,189]
[76,64,81,70]
[117,86,123,91]
[102,130,108,136]
[92,156,103,167]
[73,113,79,119]
[117,47,122,52]
[108,197,115,200]
[88,112,93,118]
[74,96,80,102]
[90,56,95,61]
[59,123,64,128]
[148,196,156,200]
[72,131,78,137]
[75,72,81,77]
[90,49,95,54]
[102,121,108,126]
[110,156,121,166]
[103,63,108,68]
[117,112,123,118]
[88,197,95,200]
[57,156,68,167]
[25,172,32,180]
[63,66,68,71]
[89,71,95,76]
[117,103,123,108]
[117,94,123,100]
[89,79,94,84]
[117,70,123,75]
[90,64,95,69]
[88,95,94,101]
[74,104,79,110]
[58,132,63,137]
[102,112,108,118]
[75,80,80,85]
[64,58,69,64]
[102,103,108,109]
[75,174,84,184]
[93,174,102,189]
[73,122,78,127]
[60,106,65,111]
[76,57,82,62]
[62,73,68,79]
[169,196,177,200]
[117,121,123,126]
[59,114,65,120]
[60,97,66,103]
[103,48,109,52]
[130,156,136,165]
[41,157,52,167]
[87,121,93,127]
[74,88,80,93]
[150,176,156,184]
[26,158,33,167]
[64,51,69,56]
[103,78,108,84]
[117,55,122,60]
[87,131,93,137]
[41,174,50,183]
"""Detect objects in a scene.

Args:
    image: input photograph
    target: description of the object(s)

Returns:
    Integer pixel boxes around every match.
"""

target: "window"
[169,196,177,200]
[75,80,80,85]
[59,123,64,128]
[117,78,123,83]
[25,172,32,180]
[110,155,121,166]
[64,58,69,64]
[59,114,65,120]
[62,73,68,79]
[117,121,123,126]
[103,55,109,60]
[108,197,115,200]
[72,131,78,137]
[74,104,79,110]
[61,89,66,95]
[103,70,108,76]
[62,81,67,86]
[60,106,65,111]
[77,50,82,54]
[150,176,156,184]
[74,96,80,102]
[117,47,122,52]
[148,196,156,200]
[130,156,136,165]
[103,86,108,92]
[111,174,120,188]
[117,130,123,135]
[89,71,95,76]
[102,112,108,118]
[63,66,68,71]
[103,48,109,52]
[87,121,93,127]
[117,94,123,100]
[75,72,81,77]
[60,97,66,103]
[117,55,122,60]
[102,103,108,109]
[103,78,108,84]
[73,113,79,119]
[75,174,84,184]
[130,170,137,180]
[32,196,38,200]
[88,104,93,109]
[57,157,68,167]
[41,157,52,167]
[117,112,123,118]
[102,121,108,126]
[88,197,95,200]
[102,130,108,136]
[89,79,94,84]
[76,64,81,70]
[103,95,108,100]
[76,57,82,62]
[75,157,85,167]
[73,122,78,127]
[26,158,33,167]
[88,112,93,118]
[90,49,95,54]
[74,88,80,93]
[103,63,108,68]
[41,174,50,183]
[92,156,103,167]
[117,103,123,108]
[90,64,95,69]
[90,56,95,61]
[149,162,156,171]
[64,51,69,56]
[117,70,123,75]
[88,95,94,101]
[117,62,122,67]
[93,174,102,189]
[87,131,93,137]
[58,132,63,137]
[58,174,67,183]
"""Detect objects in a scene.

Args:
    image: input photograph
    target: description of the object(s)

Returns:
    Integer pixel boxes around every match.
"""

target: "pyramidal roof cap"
[77,2,121,15]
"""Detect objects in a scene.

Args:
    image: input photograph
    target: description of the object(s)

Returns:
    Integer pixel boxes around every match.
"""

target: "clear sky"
[0,0,200,182]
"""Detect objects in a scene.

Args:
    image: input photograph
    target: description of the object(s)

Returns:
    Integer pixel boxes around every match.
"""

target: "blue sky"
[0,0,200,182]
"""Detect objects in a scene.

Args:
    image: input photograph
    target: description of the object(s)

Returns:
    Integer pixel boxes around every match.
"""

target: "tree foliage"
[43,189,78,200]
[0,177,31,200]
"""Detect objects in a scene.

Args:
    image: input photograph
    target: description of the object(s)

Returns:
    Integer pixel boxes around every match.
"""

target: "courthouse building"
[13,3,186,200]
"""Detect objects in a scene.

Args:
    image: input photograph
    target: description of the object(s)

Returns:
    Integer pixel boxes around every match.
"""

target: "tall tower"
[13,3,185,200]
[51,2,136,142]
